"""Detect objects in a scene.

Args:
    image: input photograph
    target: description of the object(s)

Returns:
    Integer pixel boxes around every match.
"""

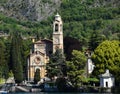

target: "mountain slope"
[60,0,120,45]
[0,0,120,49]
[0,0,61,21]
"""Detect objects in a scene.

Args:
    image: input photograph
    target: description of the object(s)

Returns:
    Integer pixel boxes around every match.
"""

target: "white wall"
[100,77,115,88]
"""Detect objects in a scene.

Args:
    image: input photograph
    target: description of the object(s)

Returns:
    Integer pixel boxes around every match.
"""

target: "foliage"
[0,39,5,78]
[0,0,120,50]
[0,13,53,39]
[89,30,106,51]
[60,0,120,48]
[10,31,23,83]
[55,77,67,91]
[46,49,65,79]
[0,39,9,79]
[0,78,5,84]
[21,39,32,80]
[0,0,120,84]
[66,50,87,88]
[41,0,52,3]
[0,0,8,4]
[64,37,82,60]
[34,68,40,84]
[8,70,14,77]
[87,77,99,82]
[92,40,120,84]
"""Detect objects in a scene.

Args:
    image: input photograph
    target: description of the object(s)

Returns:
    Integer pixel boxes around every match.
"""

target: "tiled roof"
[34,40,43,44]
[34,39,53,44]
[99,69,113,77]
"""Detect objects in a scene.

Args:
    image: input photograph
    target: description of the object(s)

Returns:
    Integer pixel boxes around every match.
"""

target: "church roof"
[41,39,53,43]
[34,39,52,44]
[34,40,44,44]
[55,13,60,17]
[99,69,113,78]
[55,13,61,21]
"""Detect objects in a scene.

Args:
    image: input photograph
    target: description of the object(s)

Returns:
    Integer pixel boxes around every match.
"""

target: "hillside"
[60,0,120,47]
[0,0,61,21]
[0,0,120,49]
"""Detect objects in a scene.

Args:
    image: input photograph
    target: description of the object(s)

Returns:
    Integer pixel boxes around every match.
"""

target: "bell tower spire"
[53,13,64,53]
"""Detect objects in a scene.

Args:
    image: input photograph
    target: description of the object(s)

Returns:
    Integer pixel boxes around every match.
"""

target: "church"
[27,13,64,81]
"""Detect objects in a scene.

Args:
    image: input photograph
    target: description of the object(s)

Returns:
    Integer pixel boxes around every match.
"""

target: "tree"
[64,37,82,60]
[34,68,40,84]
[21,39,32,80]
[10,31,23,83]
[55,77,67,92]
[0,39,9,79]
[0,39,5,78]
[92,40,120,84]
[4,38,11,78]
[89,30,106,51]
[46,49,65,79]
[66,50,87,88]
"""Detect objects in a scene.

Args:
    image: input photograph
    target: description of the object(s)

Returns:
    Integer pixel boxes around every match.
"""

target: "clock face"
[34,57,41,64]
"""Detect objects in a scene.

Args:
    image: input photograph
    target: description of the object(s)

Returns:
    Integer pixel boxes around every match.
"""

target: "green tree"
[92,40,120,84]
[11,31,23,83]
[55,77,67,92]
[64,37,82,60]
[0,39,5,78]
[66,50,86,88]
[21,39,32,80]
[4,38,11,78]
[46,49,65,79]
[89,30,106,51]
[34,68,40,84]
[0,39,9,79]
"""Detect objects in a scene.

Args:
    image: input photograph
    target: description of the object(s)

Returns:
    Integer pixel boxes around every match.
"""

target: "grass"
[0,78,5,84]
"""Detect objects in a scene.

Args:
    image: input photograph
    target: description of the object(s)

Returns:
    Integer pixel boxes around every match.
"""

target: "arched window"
[35,67,40,71]
[55,24,58,32]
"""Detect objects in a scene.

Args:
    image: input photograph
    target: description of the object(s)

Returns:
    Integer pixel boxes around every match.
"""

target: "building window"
[55,24,58,32]
[106,82,108,87]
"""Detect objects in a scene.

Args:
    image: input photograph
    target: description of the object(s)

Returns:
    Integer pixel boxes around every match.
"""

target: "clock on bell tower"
[53,13,64,53]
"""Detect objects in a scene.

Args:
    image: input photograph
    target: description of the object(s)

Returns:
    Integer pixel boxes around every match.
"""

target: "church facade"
[27,13,63,81]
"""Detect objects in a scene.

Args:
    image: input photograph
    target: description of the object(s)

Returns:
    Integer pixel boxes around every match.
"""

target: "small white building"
[99,69,115,88]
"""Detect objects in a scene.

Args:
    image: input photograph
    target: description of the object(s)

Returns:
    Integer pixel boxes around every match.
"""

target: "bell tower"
[53,13,63,53]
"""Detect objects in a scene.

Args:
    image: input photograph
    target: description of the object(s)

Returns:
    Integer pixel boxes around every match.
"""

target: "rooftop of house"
[99,69,114,78]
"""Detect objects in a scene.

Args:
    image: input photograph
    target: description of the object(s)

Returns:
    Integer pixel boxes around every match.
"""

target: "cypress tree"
[0,39,9,80]
[11,31,23,83]
[34,69,40,84]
